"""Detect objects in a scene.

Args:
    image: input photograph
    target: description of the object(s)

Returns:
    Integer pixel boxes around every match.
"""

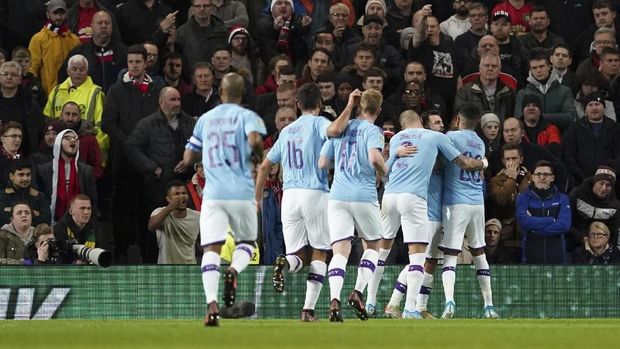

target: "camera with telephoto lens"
[44,239,111,267]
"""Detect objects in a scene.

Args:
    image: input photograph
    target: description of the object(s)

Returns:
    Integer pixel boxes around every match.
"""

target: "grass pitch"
[2,319,619,349]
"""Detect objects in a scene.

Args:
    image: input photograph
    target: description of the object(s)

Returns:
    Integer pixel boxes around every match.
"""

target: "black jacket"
[116,0,172,46]
[563,117,620,183]
[0,185,51,227]
[0,86,45,156]
[36,160,98,213]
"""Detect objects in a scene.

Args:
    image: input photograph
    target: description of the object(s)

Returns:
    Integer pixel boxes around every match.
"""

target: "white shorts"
[425,221,444,259]
[328,200,382,243]
[281,188,330,253]
[440,204,485,251]
[200,200,257,246]
[381,193,429,244]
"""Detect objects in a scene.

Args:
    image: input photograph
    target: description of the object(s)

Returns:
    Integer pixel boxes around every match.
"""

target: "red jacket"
[523,122,562,146]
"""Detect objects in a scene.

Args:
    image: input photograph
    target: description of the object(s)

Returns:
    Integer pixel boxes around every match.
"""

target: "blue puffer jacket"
[516,186,571,264]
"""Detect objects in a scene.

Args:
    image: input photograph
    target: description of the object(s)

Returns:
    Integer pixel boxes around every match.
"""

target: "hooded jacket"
[36,129,97,222]
[521,115,562,158]
[0,222,33,264]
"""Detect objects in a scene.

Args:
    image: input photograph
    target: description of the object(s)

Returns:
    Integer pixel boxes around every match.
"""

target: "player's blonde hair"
[360,89,383,115]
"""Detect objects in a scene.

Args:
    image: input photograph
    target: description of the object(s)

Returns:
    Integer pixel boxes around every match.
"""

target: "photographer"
[53,194,98,264]
[0,202,34,264]
[24,223,67,265]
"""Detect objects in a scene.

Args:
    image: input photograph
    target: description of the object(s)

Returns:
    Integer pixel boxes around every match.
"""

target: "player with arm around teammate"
[254,83,361,322]
[180,73,266,327]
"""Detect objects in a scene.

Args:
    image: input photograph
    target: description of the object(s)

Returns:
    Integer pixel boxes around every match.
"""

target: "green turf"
[2,319,619,349]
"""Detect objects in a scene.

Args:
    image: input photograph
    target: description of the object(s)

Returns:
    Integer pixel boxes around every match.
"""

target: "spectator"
[598,47,620,117]
[563,92,620,185]
[65,0,120,45]
[342,43,376,90]
[36,129,97,223]
[354,0,387,36]
[455,51,515,122]
[516,160,571,264]
[331,72,355,115]
[228,26,258,85]
[550,44,576,92]
[28,0,80,95]
[387,61,447,119]
[0,61,45,156]
[0,202,34,264]
[296,48,332,87]
[0,122,24,189]
[484,218,520,264]
[257,82,297,135]
[515,49,577,131]
[176,0,228,69]
[570,164,620,249]
[317,72,336,106]
[491,0,533,36]
[187,162,204,210]
[519,94,562,158]
[384,0,415,49]
[486,143,531,247]
[572,0,618,68]
[255,54,292,96]
[211,0,249,30]
[29,120,64,165]
[59,101,103,178]
[478,112,501,157]
[125,87,195,215]
[489,10,524,84]
[575,27,616,80]
[454,2,489,69]
[54,194,98,253]
[12,47,46,107]
[264,106,297,148]
[325,2,361,70]
[361,67,399,126]
[162,52,192,96]
[148,180,200,264]
[440,0,472,40]
[573,221,620,264]
[517,5,566,55]
[23,223,60,265]
[116,0,172,46]
[255,0,310,67]
[574,69,616,121]
[181,62,220,119]
[210,46,255,106]
[44,55,107,161]
[59,10,128,93]
[0,159,51,227]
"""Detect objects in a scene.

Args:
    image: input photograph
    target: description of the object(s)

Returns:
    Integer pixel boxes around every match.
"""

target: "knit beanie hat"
[480,112,500,129]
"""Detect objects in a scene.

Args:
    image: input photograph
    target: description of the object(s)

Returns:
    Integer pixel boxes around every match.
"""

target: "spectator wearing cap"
[486,143,531,248]
[29,120,65,165]
[355,0,387,31]
[515,49,577,130]
[440,0,472,41]
[255,0,310,68]
[28,0,80,95]
[0,159,51,227]
[228,26,258,85]
[489,9,526,84]
[517,5,566,55]
[516,160,571,264]
[563,91,620,185]
[484,218,520,264]
[478,112,501,157]
[176,0,228,69]
[573,221,620,264]
[570,164,620,251]
[211,0,249,30]
[11,47,46,107]
[519,94,562,157]
[455,51,516,122]
[0,62,45,157]
[491,0,533,36]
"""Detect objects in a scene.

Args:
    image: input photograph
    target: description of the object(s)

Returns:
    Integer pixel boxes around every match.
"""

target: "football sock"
[386,265,408,308]
[201,251,221,304]
[404,252,426,311]
[286,255,303,273]
[303,260,326,310]
[366,248,390,306]
[230,243,253,274]
[328,254,348,301]
[415,272,434,312]
[354,249,379,293]
[442,255,458,304]
[473,254,494,307]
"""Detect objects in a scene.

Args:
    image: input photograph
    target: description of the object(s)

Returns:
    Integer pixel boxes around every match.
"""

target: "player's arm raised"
[326,89,362,137]
[452,154,488,171]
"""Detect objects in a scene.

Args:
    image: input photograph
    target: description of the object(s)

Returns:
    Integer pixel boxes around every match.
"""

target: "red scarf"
[55,157,79,221]
[44,20,70,35]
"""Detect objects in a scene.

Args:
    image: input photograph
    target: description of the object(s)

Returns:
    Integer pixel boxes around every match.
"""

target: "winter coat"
[0,223,33,264]
[116,0,172,46]
[0,185,51,227]
[514,75,577,131]
[573,245,620,265]
[176,15,229,69]
[516,186,572,264]
[454,78,515,122]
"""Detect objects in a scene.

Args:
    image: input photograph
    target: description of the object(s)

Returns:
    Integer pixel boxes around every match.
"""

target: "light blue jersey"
[427,170,443,222]
[385,128,460,199]
[186,103,266,200]
[442,129,485,205]
[320,119,384,203]
[267,114,331,191]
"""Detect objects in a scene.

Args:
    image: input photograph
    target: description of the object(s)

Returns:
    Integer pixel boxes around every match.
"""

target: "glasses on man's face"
[589,232,609,238]
[330,13,348,18]
[0,71,20,78]
[405,89,423,96]
[533,172,553,178]
[2,133,22,139]
[62,135,78,141]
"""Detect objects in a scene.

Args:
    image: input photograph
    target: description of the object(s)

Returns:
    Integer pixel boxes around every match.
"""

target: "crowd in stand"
[1,0,620,266]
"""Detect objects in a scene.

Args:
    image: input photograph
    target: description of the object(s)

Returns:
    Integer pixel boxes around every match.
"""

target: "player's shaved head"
[220,72,245,102]
[399,110,420,128]
[360,89,383,115]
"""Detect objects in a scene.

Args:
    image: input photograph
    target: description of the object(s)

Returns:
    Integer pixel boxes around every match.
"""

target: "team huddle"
[183,73,498,327]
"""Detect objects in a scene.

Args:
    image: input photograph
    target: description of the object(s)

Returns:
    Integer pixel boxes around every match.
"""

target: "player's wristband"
[481,158,489,170]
